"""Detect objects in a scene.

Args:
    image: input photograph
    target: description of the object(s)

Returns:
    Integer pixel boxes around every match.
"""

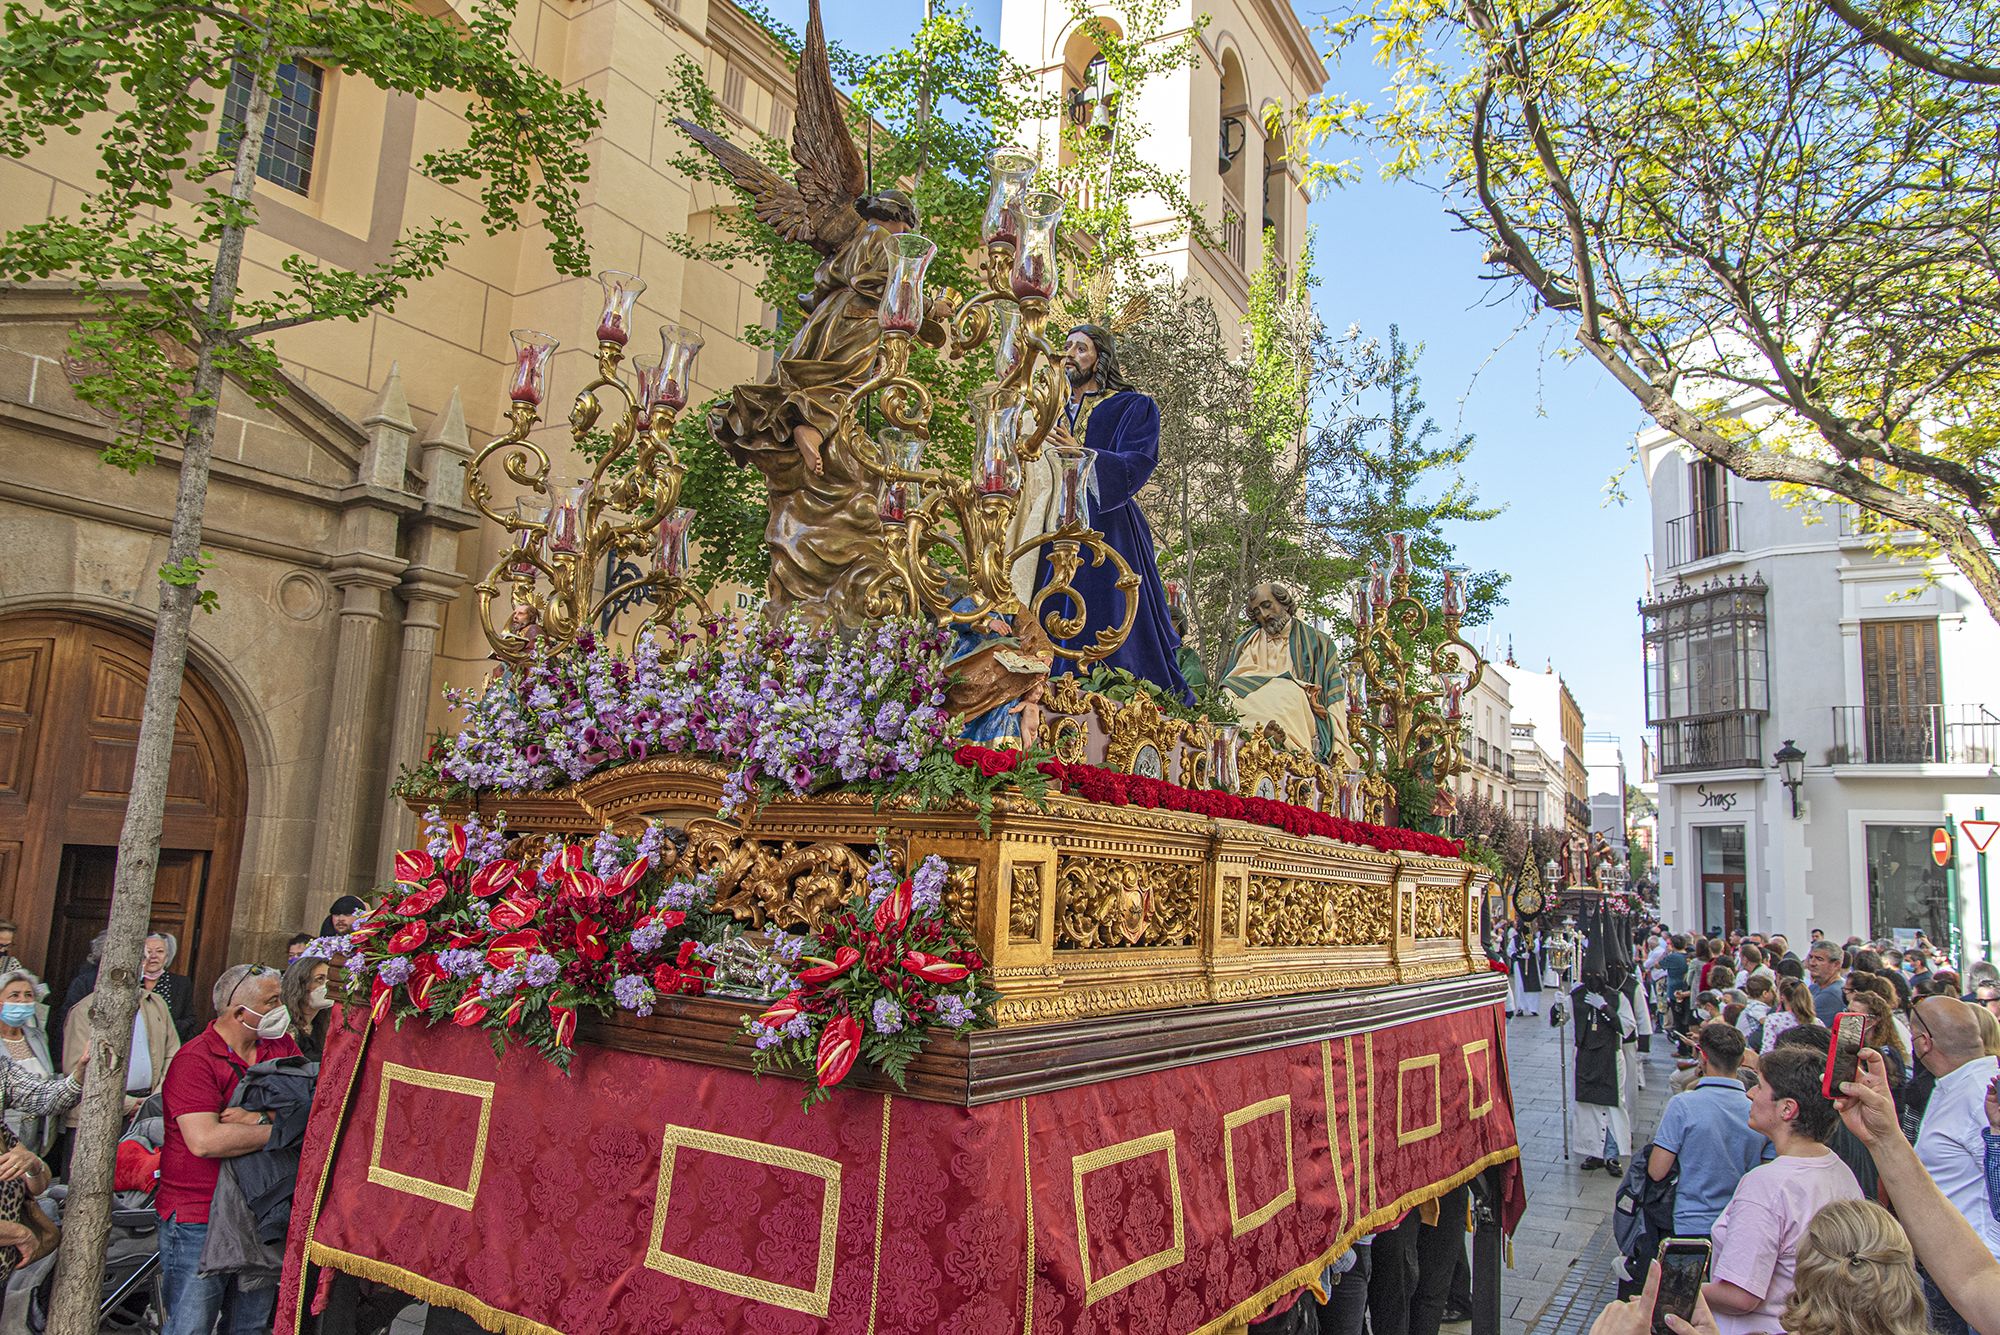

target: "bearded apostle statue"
[1219,582,1355,766]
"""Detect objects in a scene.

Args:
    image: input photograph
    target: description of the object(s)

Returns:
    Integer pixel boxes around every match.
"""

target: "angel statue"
[675,0,951,629]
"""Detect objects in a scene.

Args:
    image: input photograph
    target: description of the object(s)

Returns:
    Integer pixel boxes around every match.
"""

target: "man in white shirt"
[1913,996,2000,1335]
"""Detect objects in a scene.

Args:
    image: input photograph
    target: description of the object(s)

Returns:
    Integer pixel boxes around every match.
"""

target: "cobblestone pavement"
[1501,1006,1676,1335]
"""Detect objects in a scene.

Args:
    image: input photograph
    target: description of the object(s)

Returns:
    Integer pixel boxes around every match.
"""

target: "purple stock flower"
[612,974,656,1017]
[523,953,561,987]
[870,997,904,1035]
[375,956,414,987]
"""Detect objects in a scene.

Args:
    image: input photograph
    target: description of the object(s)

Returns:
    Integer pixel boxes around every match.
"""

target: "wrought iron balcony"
[1663,502,1742,569]
[1831,704,2000,765]
[1655,712,1765,774]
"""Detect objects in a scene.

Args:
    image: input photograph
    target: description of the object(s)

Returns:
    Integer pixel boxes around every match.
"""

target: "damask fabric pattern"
[279,1005,1521,1335]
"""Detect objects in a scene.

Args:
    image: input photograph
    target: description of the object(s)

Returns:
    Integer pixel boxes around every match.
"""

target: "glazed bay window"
[220,59,325,196]
[1642,576,1769,773]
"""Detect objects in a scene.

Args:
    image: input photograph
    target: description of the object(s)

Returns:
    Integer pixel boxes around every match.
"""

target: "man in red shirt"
[158,963,302,1335]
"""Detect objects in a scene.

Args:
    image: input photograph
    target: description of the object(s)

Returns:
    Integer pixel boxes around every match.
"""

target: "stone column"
[376,390,477,872]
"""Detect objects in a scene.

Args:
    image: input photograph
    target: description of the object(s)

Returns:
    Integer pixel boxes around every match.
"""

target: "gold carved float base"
[431,759,1488,1027]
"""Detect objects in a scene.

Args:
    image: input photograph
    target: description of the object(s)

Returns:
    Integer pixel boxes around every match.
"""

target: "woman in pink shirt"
[1704,1045,1863,1334]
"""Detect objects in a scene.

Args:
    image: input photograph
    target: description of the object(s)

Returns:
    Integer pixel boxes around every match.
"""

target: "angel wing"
[673,0,867,257]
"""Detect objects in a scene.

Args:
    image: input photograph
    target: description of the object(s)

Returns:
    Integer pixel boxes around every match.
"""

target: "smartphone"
[1824,1010,1867,1097]
[1652,1237,1712,1335]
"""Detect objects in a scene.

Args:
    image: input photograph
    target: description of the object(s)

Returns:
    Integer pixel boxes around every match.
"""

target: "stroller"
[26,1093,167,1335]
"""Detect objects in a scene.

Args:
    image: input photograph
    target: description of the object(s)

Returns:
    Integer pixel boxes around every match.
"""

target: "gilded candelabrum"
[1345,534,1484,784]
[843,148,1139,665]
[466,272,712,666]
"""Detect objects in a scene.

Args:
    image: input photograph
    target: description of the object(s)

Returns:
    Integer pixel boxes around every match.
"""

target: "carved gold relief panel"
[1413,884,1465,940]
[1244,876,1394,948]
[1053,855,1200,949]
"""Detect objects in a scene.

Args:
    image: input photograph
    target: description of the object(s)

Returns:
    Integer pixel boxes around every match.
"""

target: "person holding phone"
[1701,1046,1862,1334]
[1911,997,2000,1333]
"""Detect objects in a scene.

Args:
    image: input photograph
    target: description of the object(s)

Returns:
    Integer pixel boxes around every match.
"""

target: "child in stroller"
[25,1092,166,1335]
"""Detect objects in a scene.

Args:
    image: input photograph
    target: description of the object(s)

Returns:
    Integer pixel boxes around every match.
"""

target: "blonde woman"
[1781,1199,1929,1335]
[1762,978,1818,1054]
[1972,1004,2000,1059]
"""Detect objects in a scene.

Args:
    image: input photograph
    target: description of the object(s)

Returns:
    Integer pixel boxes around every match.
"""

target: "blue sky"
[762,1,1657,769]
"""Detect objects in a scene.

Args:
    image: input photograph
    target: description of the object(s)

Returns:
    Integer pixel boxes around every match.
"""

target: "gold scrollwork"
[942,861,980,934]
[1072,1130,1186,1305]
[1049,715,1088,764]
[1009,864,1044,942]
[670,822,874,930]
[1054,856,1199,949]
[645,1124,842,1317]
[1413,884,1463,939]
[367,1064,495,1211]
[1244,876,1394,948]
[1222,1095,1297,1237]
[1220,873,1244,940]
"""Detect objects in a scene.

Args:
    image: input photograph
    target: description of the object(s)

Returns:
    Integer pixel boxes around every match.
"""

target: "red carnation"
[814,1013,862,1089]
[796,946,861,987]
[386,921,429,955]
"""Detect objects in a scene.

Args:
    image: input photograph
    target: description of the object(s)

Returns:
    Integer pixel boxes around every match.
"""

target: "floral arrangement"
[740,852,996,1109]
[311,812,735,1070]
[949,745,1465,858]
[434,614,953,817]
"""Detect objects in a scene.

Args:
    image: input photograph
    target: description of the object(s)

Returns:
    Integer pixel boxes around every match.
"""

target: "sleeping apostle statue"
[1218,582,1355,766]
[1006,324,1192,703]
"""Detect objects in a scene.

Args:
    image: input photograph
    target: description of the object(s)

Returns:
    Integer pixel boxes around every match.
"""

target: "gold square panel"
[1395,1053,1443,1146]
[1463,1039,1495,1120]
[366,1062,495,1211]
[1222,1094,1296,1237]
[1071,1129,1185,1305]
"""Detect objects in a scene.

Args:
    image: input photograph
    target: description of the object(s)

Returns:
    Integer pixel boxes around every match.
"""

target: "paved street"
[1499,1005,1674,1335]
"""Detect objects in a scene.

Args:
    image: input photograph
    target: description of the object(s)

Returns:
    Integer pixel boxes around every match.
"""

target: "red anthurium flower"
[549,1004,577,1048]
[796,946,861,987]
[347,916,383,946]
[486,930,543,970]
[369,980,395,1025]
[558,844,587,873]
[468,859,520,899]
[451,995,488,1027]
[488,893,543,932]
[440,824,469,873]
[758,992,805,1029]
[874,880,913,934]
[501,994,526,1028]
[607,858,649,898]
[643,909,687,933]
[901,951,971,984]
[393,880,448,918]
[407,969,439,1011]
[386,922,429,955]
[814,1013,862,1089]
[446,926,490,949]
[393,848,435,887]
[572,918,608,962]
[559,869,606,908]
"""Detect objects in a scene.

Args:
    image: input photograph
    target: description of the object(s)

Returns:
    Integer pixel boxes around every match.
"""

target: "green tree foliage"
[1287,0,2000,619]
[0,0,597,1327]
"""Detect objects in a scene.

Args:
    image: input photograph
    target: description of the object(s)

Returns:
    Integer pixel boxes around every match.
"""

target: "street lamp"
[1773,738,1806,819]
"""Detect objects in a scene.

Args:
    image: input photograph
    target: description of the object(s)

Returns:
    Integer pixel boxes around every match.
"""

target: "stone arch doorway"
[0,612,248,1020]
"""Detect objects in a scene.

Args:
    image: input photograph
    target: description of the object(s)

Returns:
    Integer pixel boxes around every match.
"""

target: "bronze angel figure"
[674,0,950,628]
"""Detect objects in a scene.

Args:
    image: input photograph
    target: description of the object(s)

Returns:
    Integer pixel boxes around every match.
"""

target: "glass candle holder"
[1368,559,1388,608]
[547,479,592,555]
[632,354,664,429]
[508,330,558,406]
[1442,669,1468,720]
[1352,586,1373,630]
[981,145,1037,247]
[655,506,694,579]
[510,498,548,577]
[1389,531,1411,581]
[1338,772,1362,820]
[973,391,1024,498]
[1053,447,1097,528]
[879,234,938,335]
[596,271,646,345]
[876,429,925,524]
[990,300,1025,383]
[1212,725,1240,793]
[657,323,704,412]
[1010,192,1064,302]
[1442,567,1465,617]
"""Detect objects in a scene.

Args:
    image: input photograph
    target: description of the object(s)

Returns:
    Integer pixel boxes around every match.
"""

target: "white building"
[1451,648,1515,811]
[1585,733,1629,868]
[1640,434,2000,956]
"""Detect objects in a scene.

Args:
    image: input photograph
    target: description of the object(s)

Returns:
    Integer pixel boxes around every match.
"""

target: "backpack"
[1612,1143,1677,1281]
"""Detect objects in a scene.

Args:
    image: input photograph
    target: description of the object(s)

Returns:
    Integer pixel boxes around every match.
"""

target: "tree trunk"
[45,50,274,1335]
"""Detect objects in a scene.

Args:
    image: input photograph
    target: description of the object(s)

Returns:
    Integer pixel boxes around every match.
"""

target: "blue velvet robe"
[1036,390,1192,703]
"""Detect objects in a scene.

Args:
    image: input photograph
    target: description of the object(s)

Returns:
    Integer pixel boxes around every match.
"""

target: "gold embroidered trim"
[1022,1098,1036,1335]
[866,1095,892,1335]
[1071,1129,1186,1305]
[294,1015,378,1335]
[306,1242,565,1335]
[644,1123,843,1317]
[1396,1054,1444,1147]
[1463,1040,1494,1120]
[1320,1041,1348,1226]
[1222,1095,1296,1238]
[1344,1036,1362,1216]
[1364,1032,1378,1213]
[366,1063,496,1211]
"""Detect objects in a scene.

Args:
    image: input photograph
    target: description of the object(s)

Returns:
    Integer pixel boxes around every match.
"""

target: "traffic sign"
[1966,820,2000,854]
[1935,828,1954,866]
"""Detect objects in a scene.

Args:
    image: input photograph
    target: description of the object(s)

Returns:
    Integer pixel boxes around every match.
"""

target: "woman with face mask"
[0,970,62,1157]
[60,956,182,1168]
[280,956,332,1061]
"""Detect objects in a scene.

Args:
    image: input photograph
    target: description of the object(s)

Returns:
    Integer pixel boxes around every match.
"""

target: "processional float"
[278,6,1522,1332]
